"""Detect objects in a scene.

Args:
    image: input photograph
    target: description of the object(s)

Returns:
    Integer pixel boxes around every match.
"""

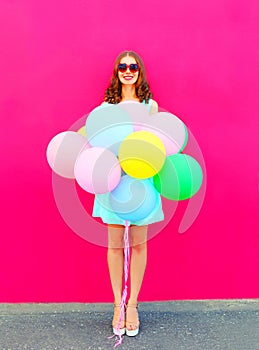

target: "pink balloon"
[74,147,121,194]
[46,131,89,178]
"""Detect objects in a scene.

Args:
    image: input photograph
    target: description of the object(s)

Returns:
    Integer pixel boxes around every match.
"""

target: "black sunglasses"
[118,63,140,73]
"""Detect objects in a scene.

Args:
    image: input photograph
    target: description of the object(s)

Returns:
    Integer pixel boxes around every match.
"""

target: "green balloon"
[153,154,203,200]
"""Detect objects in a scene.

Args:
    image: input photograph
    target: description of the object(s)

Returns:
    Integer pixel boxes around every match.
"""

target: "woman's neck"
[121,84,139,101]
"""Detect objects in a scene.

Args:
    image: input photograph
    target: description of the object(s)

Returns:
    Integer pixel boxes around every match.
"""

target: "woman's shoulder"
[148,99,158,114]
[150,99,158,108]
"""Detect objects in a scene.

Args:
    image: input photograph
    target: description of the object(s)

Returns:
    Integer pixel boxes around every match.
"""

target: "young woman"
[92,50,164,337]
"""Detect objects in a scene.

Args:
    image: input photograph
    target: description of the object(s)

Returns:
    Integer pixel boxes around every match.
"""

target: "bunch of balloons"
[46,102,203,222]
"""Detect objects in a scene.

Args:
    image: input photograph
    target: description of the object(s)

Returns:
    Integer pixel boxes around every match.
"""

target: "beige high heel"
[126,303,140,336]
[112,304,126,335]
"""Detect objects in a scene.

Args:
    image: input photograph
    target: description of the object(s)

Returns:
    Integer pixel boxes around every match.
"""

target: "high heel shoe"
[112,304,126,336]
[126,303,140,337]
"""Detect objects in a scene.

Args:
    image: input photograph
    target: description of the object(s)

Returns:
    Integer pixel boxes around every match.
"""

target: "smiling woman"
[92,50,164,341]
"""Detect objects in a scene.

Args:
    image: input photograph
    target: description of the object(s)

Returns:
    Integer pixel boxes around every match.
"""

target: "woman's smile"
[123,75,134,80]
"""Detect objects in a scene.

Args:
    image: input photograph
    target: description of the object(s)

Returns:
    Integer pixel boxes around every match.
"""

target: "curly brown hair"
[104,51,153,104]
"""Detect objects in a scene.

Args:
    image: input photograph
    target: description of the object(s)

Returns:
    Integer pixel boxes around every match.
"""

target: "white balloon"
[137,112,188,155]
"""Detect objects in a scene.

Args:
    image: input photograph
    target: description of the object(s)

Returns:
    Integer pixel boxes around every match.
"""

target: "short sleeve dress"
[92,99,164,226]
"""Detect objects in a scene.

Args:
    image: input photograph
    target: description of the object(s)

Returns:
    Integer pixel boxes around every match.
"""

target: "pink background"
[1,0,258,302]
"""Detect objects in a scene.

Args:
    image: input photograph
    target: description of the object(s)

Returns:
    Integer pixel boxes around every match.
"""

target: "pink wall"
[1,0,258,302]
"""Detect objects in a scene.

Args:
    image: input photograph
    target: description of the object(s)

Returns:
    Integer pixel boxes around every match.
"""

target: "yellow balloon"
[77,126,86,138]
[119,131,166,179]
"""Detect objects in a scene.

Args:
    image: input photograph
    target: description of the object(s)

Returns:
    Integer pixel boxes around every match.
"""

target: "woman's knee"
[130,225,148,249]
[108,238,124,249]
[108,224,125,249]
[131,241,147,253]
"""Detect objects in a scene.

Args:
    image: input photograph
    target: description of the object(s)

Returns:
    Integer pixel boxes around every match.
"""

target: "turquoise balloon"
[109,175,159,222]
[153,154,203,200]
[86,104,133,155]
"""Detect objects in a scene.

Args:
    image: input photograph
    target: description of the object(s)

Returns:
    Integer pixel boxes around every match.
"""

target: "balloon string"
[109,220,130,347]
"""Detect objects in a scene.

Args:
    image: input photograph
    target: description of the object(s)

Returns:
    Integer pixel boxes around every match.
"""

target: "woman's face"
[117,56,139,85]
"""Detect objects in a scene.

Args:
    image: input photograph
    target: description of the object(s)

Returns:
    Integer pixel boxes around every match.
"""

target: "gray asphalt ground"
[0,300,258,350]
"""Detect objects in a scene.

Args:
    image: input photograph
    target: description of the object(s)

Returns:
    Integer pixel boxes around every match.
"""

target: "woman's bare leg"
[127,225,148,331]
[107,224,125,304]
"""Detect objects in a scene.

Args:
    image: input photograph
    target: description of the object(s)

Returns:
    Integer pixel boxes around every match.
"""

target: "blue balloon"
[86,104,133,155]
[109,175,159,222]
